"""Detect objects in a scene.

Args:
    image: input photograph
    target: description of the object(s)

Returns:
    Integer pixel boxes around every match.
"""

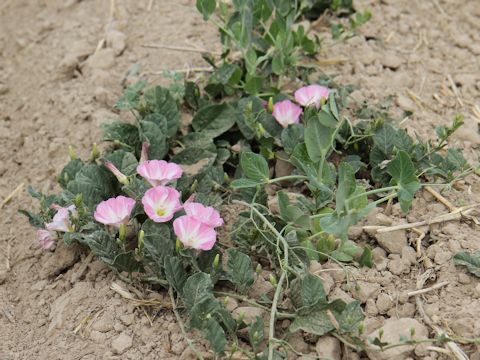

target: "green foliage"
[454,251,480,278]
[225,248,255,292]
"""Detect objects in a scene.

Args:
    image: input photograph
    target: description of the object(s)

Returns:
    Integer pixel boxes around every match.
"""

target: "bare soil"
[0,1,479,359]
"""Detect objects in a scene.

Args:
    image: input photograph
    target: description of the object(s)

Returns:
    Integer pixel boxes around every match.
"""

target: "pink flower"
[294,85,330,108]
[94,196,136,227]
[140,142,149,164]
[173,215,217,250]
[272,100,303,128]
[184,202,224,228]
[142,186,182,223]
[137,160,183,187]
[37,229,56,251]
[105,162,129,185]
[46,205,76,232]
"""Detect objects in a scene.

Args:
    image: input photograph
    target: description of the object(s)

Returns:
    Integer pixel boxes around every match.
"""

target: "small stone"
[323,262,345,283]
[353,281,380,303]
[374,230,407,254]
[387,257,407,275]
[388,302,416,318]
[275,151,295,180]
[319,273,335,295]
[365,298,378,316]
[309,260,322,273]
[376,213,393,226]
[450,318,474,337]
[362,318,383,337]
[458,273,471,284]
[376,293,394,314]
[114,322,125,332]
[92,312,115,333]
[475,284,480,298]
[455,34,471,49]
[329,288,354,303]
[87,48,116,70]
[111,333,133,355]
[372,247,387,263]
[248,276,275,300]
[119,314,135,326]
[401,246,417,265]
[90,330,107,343]
[315,336,341,360]
[434,251,452,265]
[232,307,265,325]
[366,318,428,360]
[396,94,416,112]
[106,30,127,56]
[348,226,363,240]
[289,332,310,353]
[381,52,402,69]
[223,296,239,312]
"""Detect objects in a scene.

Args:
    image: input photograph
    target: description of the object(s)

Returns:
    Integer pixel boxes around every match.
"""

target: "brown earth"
[0,0,479,359]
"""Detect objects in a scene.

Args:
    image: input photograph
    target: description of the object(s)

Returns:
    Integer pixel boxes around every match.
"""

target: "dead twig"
[110,282,171,308]
[407,281,449,297]
[1,183,24,209]
[447,74,464,107]
[142,43,221,55]
[412,227,425,258]
[150,66,214,76]
[425,186,456,211]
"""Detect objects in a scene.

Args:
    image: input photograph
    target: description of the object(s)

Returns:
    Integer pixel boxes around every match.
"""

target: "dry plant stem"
[232,200,289,360]
[447,74,464,107]
[425,186,456,211]
[168,287,204,360]
[151,67,214,75]
[142,43,221,55]
[412,227,425,257]
[407,281,449,297]
[1,182,24,209]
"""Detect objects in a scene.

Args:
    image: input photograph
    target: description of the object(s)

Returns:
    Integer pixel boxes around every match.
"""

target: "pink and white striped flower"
[46,205,76,232]
[142,186,182,223]
[37,229,56,251]
[184,202,224,228]
[173,215,217,250]
[294,84,330,108]
[139,142,150,164]
[137,160,183,187]
[94,196,136,227]
[272,100,303,128]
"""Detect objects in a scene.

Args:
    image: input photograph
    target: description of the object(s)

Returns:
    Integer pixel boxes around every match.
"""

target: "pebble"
[0,270,7,285]
[366,318,428,360]
[381,52,402,70]
[458,273,471,284]
[315,336,341,360]
[289,332,310,353]
[388,257,408,275]
[353,281,380,303]
[388,302,416,318]
[106,30,127,56]
[0,84,9,96]
[454,34,471,49]
[348,225,363,240]
[92,312,115,333]
[376,293,394,314]
[111,333,133,355]
[232,307,265,325]
[90,330,107,343]
[401,246,417,265]
[87,48,116,70]
[248,276,275,300]
[475,284,480,298]
[365,298,379,316]
[374,229,408,254]
[434,251,452,265]
[119,314,135,326]
[223,296,239,312]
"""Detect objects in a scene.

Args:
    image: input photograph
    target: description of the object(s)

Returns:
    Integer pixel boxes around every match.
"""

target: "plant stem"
[168,287,204,360]
[267,175,308,184]
[232,200,289,360]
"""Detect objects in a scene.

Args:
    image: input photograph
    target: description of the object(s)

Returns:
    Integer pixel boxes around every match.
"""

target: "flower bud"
[223,296,230,306]
[140,142,149,164]
[118,223,126,243]
[90,143,99,161]
[138,230,145,251]
[269,274,277,287]
[69,145,76,160]
[213,254,220,269]
[255,263,262,274]
[105,161,129,185]
[268,97,274,113]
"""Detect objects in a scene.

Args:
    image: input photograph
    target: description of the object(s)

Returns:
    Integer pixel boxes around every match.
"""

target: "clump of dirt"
[0,0,479,359]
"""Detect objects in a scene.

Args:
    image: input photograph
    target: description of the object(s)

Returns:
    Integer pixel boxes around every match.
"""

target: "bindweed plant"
[21,1,478,358]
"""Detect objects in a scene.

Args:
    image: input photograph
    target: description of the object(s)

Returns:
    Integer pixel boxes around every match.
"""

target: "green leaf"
[290,307,334,336]
[143,86,180,137]
[115,81,145,111]
[139,120,168,160]
[240,152,270,181]
[143,113,168,134]
[336,162,356,213]
[196,0,216,20]
[112,251,144,273]
[141,221,174,274]
[75,230,119,265]
[453,251,480,277]
[192,103,236,138]
[58,159,83,188]
[281,124,304,155]
[359,247,373,268]
[248,316,264,349]
[67,164,116,209]
[18,209,44,228]
[171,147,217,177]
[337,300,364,334]
[373,124,396,156]
[387,151,421,212]
[304,113,336,162]
[164,256,188,294]
[225,249,255,292]
[182,272,214,310]
[291,273,326,312]
[230,178,263,189]
[202,318,226,354]
[290,143,318,178]
[104,150,138,176]
[101,122,140,149]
